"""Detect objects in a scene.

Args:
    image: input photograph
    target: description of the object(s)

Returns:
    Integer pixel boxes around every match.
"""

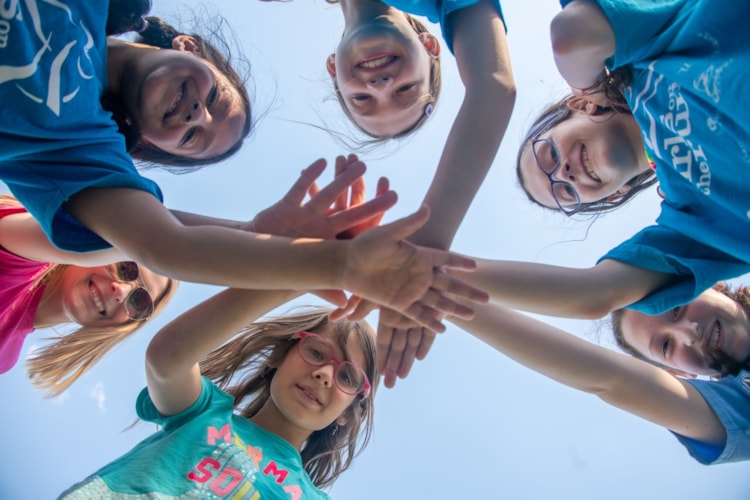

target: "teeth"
[582,147,601,181]
[89,282,106,316]
[711,322,720,349]
[164,84,184,117]
[359,56,394,69]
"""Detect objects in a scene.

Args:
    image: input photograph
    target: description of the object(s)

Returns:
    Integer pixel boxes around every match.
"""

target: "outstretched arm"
[376,0,515,384]
[451,301,726,446]
[146,288,299,415]
[411,0,514,249]
[550,0,615,90]
[65,185,486,331]
[0,210,125,266]
[457,257,675,319]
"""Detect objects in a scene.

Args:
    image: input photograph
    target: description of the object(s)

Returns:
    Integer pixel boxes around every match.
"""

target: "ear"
[325,53,337,79]
[335,415,348,427]
[172,34,200,54]
[665,367,697,379]
[605,184,632,203]
[711,282,727,292]
[567,94,610,115]
[417,32,441,58]
[135,135,152,149]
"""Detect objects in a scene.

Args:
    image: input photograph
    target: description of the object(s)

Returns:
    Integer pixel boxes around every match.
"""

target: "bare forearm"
[411,0,515,249]
[551,0,615,89]
[169,209,246,231]
[147,288,300,379]
[451,302,726,444]
[69,189,343,291]
[454,258,672,319]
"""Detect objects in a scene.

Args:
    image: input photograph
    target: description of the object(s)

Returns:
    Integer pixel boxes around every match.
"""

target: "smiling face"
[58,264,169,327]
[518,97,649,211]
[259,324,368,448]
[119,36,247,160]
[619,287,750,377]
[327,14,439,137]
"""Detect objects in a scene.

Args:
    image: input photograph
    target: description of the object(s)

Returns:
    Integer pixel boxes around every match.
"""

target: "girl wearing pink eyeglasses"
[61,285,378,498]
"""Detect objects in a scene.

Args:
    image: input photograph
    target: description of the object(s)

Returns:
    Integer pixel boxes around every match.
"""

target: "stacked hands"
[256,154,488,385]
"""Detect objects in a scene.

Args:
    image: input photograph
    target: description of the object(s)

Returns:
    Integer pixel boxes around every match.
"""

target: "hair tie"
[136,17,148,32]
[424,102,434,117]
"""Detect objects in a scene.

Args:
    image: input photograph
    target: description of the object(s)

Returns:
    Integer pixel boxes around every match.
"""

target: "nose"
[109,280,133,303]
[184,100,204,124]
[366,74,392,89]
[312,363,335,387]
[673,319,700,345]
[552,162,576,182]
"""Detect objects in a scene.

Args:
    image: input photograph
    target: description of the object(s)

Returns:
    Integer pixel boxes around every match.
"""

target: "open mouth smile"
[89,281,106,316]
[581,146,601,182]
[356,54,397,71]
[163,82,186,120]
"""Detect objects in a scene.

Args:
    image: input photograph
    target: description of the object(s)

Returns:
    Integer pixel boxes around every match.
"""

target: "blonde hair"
[0,194,179,395]
[26,273,177,396]
[199,306,379,489]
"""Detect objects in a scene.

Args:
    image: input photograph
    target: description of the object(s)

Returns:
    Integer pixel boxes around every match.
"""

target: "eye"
[397,83,415,93]
[669,306,681,320]
[660,337,671,358]
[352,95,371,102]
[181,127,197,146]
[549,144,560,165]
[207,85,219,107]
[562,184,577,199]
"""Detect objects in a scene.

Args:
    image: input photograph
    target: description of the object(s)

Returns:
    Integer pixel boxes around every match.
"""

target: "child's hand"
[250,156,396,239]
[376,308,439,388]
[342,206,488,331]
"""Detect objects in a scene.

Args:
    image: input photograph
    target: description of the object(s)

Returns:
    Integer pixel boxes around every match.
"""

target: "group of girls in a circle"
[0,0,747,497]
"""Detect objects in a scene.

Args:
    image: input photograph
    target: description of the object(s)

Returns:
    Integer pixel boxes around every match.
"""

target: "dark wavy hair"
[516,67,658,216]
[102,1,252,172]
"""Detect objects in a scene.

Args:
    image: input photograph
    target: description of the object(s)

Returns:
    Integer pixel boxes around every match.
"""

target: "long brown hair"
[199,307,379,489]
[516,67,658,215]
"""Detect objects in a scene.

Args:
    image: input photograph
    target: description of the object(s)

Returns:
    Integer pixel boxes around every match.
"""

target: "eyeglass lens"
[299,336,367,394]
[107,262,154,320]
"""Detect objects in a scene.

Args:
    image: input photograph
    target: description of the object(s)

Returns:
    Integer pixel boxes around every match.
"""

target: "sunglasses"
[295,332,371,396]
[105,262,154,321]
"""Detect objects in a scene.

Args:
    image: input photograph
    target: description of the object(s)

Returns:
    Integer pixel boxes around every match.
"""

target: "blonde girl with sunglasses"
[60,285,378,498]
[0,195,176,395]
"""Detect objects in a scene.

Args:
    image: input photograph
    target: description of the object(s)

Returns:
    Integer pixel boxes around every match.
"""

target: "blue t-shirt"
[672,370,750,465]
[59,377,328,499]
[569,0,750,313]
[0,0,162,252]
[383,0,506,53]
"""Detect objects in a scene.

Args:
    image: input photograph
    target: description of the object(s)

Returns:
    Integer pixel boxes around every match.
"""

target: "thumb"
[380,205,430,241]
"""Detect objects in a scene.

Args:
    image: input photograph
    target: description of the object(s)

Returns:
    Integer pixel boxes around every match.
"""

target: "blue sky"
[1,1,748,498]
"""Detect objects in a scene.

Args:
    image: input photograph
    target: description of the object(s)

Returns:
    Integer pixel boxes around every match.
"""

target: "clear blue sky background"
[1,1,748,498]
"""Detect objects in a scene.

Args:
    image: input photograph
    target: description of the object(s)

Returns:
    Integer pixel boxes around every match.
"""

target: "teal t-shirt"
[383,0,506,53]
[59,378,328,499]
[0,0,163,252]
[572,0,750,313]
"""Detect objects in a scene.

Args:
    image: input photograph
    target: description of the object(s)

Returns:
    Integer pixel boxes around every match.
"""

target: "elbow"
[550,8,585,57]
[145,331,179,381]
